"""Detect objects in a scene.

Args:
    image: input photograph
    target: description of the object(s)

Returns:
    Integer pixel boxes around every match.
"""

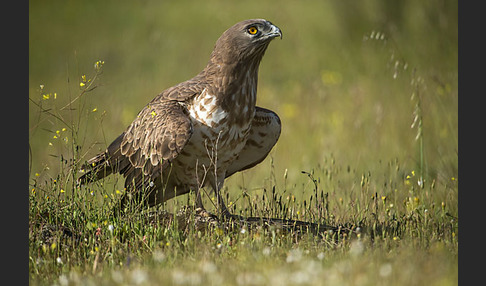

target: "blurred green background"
[29,0,457,197]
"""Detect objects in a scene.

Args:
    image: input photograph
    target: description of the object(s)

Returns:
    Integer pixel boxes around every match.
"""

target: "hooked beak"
[267,24,283,40]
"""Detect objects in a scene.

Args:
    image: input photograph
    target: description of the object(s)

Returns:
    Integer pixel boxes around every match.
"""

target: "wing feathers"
[80,98,194,186]
[119,100,193,177]
[225,106,281,177]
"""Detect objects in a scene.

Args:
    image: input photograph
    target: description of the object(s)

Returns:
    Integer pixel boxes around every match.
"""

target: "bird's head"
[210,19,282,66]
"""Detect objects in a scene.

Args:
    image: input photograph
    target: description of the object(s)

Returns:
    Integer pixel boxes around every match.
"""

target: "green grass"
[29,0,457,285]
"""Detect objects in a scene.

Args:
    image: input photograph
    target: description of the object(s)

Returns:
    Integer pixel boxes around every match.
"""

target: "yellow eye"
[248,27,258,35]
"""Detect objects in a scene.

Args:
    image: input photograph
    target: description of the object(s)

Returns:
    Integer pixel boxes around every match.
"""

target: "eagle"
[78,19,282,217]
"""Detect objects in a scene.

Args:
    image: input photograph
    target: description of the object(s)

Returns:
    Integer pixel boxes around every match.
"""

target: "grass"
[29,148,458,285]
[29,0,457,285]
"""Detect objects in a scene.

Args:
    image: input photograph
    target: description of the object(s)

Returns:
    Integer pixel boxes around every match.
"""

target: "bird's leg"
[205,135,239,221]
[214,181,229,216]
[194,159,211,214]
[212,175,231,217]
[216,190,230,217]
[195,188,205,210]
[215,187,244,224]
[212,176,241,222]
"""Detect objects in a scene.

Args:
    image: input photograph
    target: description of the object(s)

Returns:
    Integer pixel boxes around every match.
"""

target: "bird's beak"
[268,24,283,40]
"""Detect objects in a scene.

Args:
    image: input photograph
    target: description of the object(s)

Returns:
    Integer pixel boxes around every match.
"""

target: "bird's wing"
[119,99,193,179]
[78,78,204,187]
[225,106,281,177]
[153,75,206,102]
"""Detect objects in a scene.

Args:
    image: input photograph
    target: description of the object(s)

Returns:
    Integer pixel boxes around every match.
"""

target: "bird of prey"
[78,19,282,217]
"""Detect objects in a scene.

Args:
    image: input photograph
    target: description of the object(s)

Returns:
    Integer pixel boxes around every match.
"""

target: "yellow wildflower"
[94,60,105,70]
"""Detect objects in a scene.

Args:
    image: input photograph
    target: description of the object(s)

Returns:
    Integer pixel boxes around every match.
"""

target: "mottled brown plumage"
[78,19,282,216]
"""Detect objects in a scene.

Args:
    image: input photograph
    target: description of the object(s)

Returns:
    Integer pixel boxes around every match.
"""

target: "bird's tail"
[77,152,114,185]
[77,133,125,185]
